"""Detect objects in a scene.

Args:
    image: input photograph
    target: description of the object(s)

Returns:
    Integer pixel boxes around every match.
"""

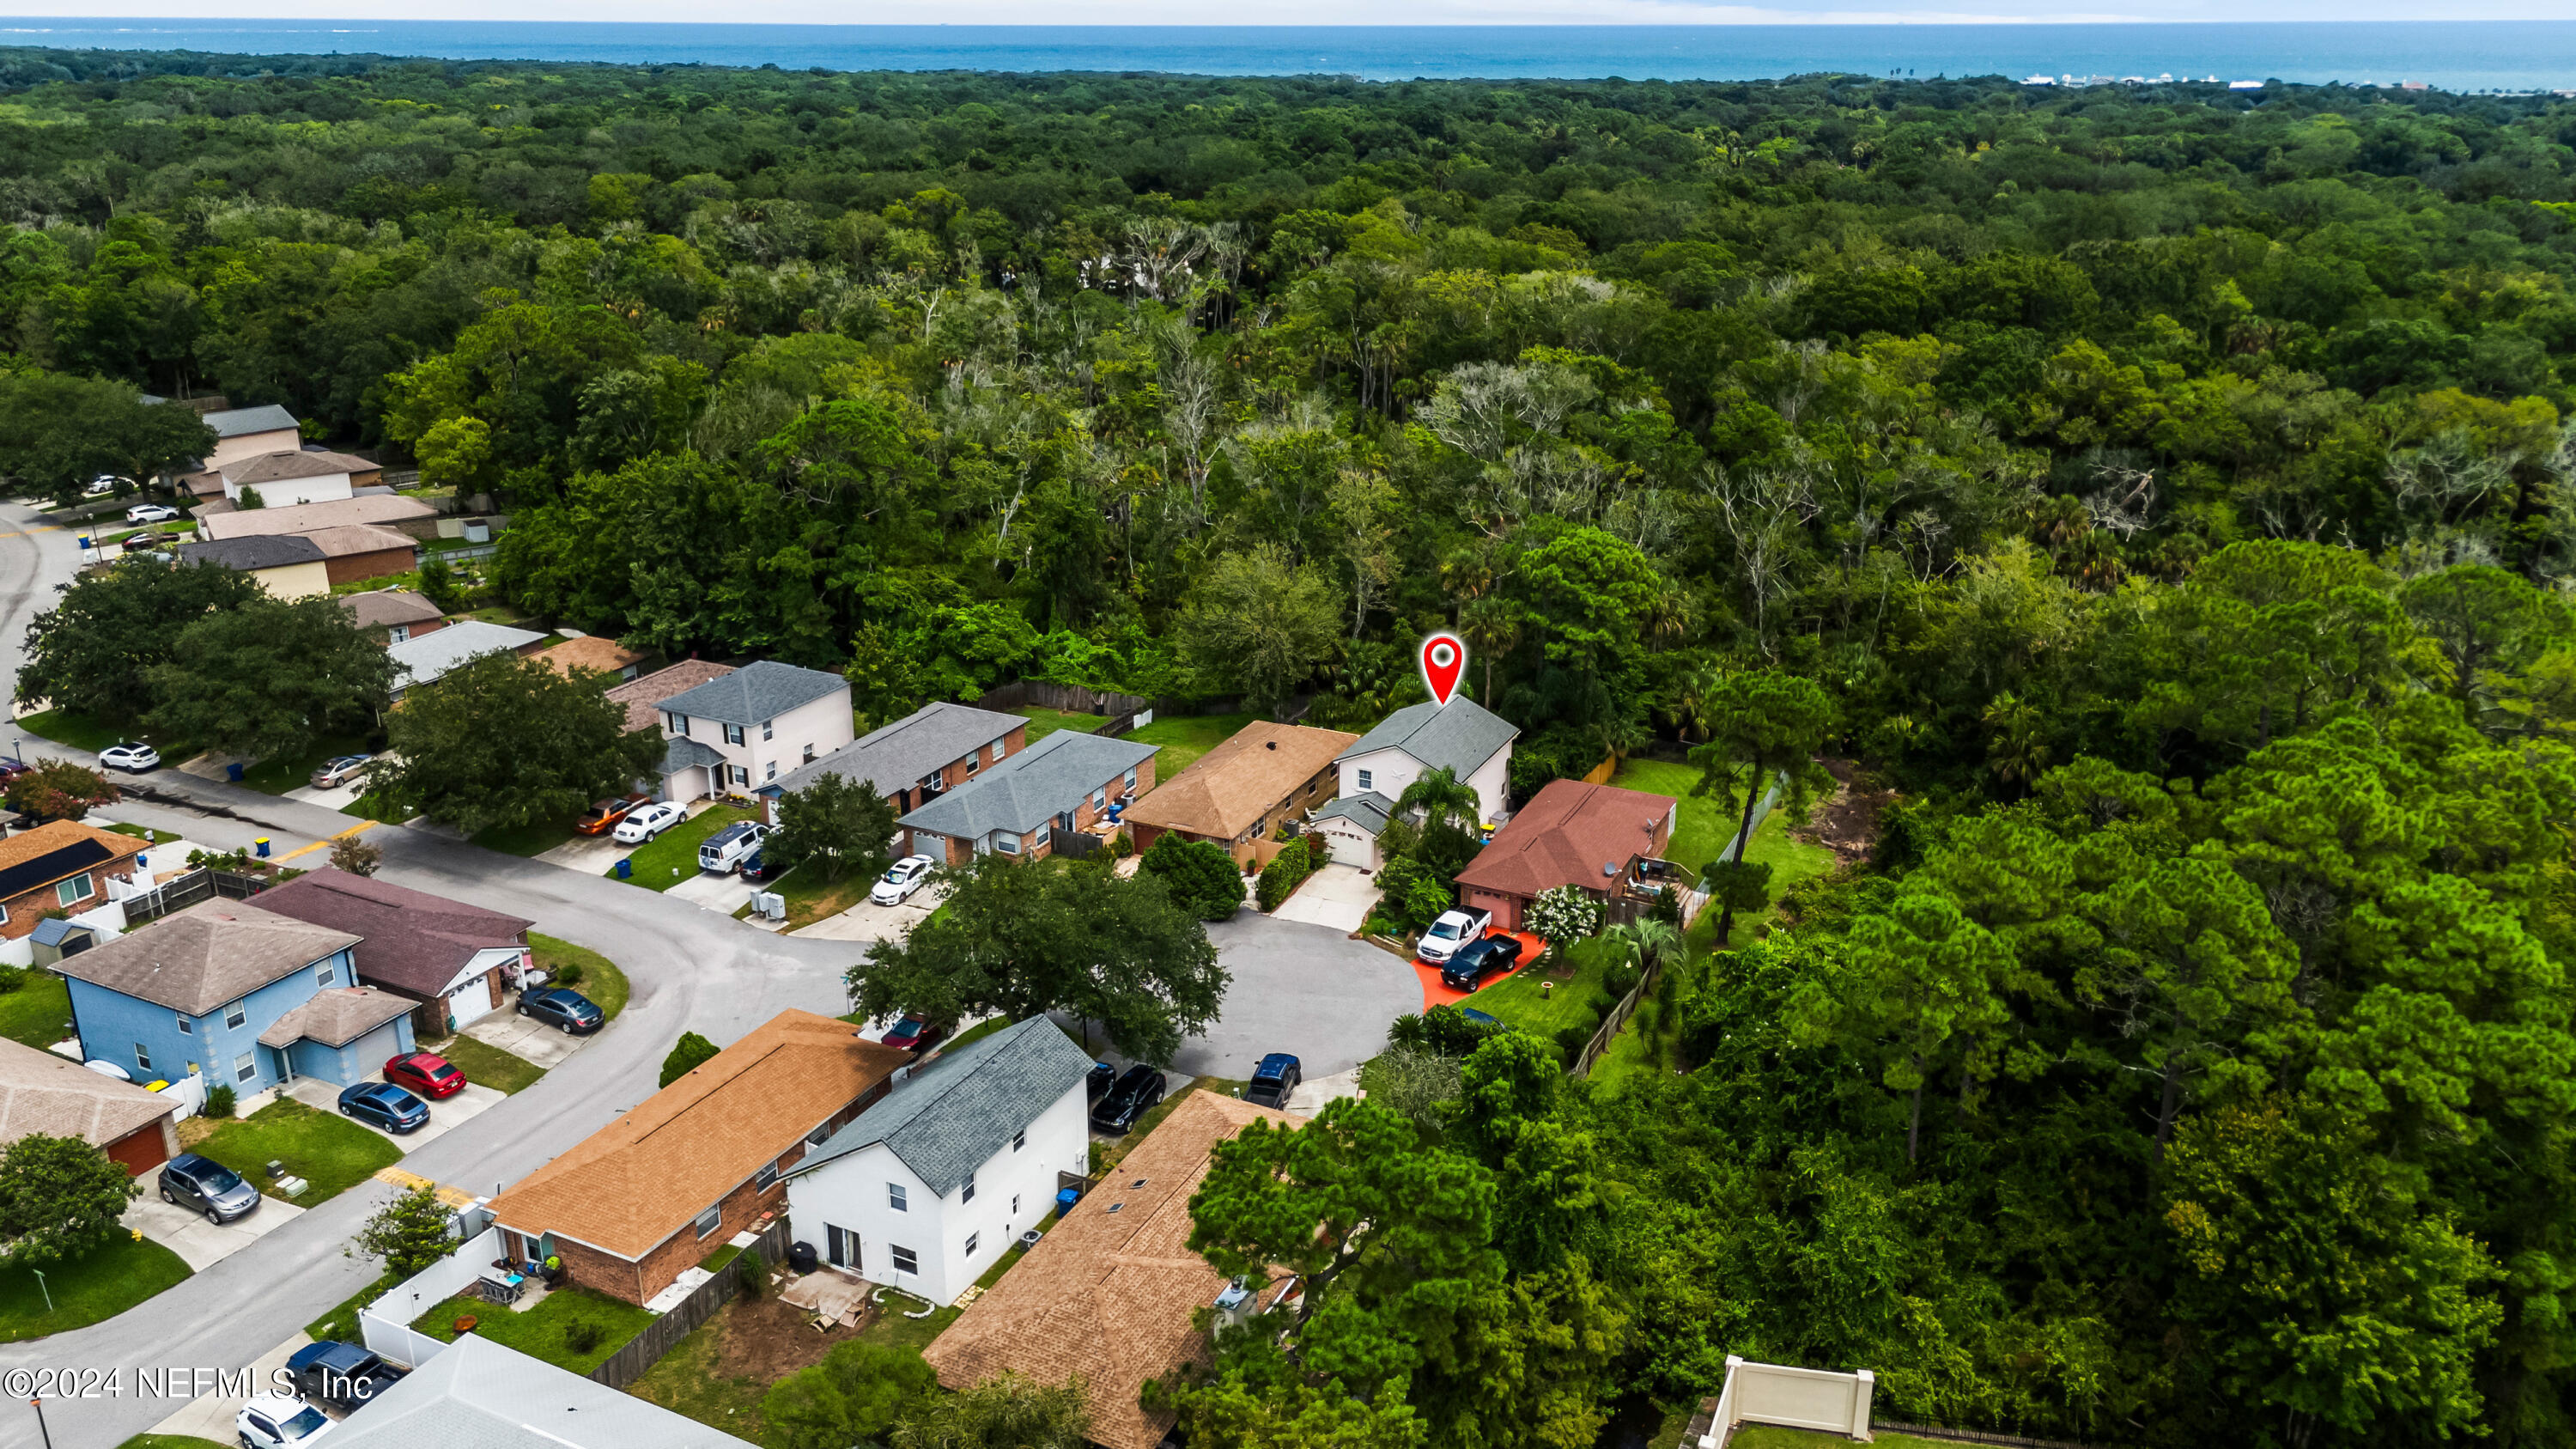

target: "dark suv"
[1439,934,1525,993]
[286,1340,407,1409]
[1244,1053,1302,1109]
[1090,1064,1167,1134]
[519,986,605,1034]
[159,1152,260,1224]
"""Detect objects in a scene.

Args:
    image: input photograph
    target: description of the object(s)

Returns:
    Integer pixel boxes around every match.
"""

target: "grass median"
[0,1233,192,1343]
[191,1097,402,1208]
[530,933,627,1020]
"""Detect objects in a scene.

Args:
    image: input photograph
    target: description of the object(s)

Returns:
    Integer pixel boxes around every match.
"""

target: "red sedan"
[383,1052,467,1099]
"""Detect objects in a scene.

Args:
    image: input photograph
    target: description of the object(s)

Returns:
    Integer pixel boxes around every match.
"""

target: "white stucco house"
[219,450,366,508]
[784,1017,1096,1307]
[653,660,856,804]
[1319,697,1519,868]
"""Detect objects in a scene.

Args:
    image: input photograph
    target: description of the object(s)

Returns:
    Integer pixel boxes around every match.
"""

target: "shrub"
[1601,960,1643,999]
[1589,989,1621,1017]
[564,1318,604,1354]
[204,1084,236,1118]
[0,965,26,994]
[1255,837,1315,911]
[1553,1023,1595,1067]
[551,962,584,987]
[739,1246,767,1300]
[329,834,383,877]
[1138,832,1245,921]
[659,1031,720,1087]
[1525,885,1604,955]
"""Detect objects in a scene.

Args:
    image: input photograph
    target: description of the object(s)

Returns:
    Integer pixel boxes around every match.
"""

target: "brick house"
[0,1036,180,1177]
[0,821,146,942]
[896,730,1158,865]
[772,702,1027,817]
[300,523,422,587]
[1449,778,1677,932]
[1121,720,1357,866]
[488,1009,910,1307]
[252,869,533,1037]
[337,588,447,645]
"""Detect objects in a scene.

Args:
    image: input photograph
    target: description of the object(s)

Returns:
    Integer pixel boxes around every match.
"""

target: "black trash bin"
[788,1240,818,1275]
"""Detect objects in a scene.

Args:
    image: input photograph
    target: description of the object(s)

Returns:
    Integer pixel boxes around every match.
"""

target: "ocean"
[0,19,2570,92]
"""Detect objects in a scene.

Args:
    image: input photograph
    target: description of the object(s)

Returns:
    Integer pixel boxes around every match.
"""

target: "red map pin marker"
[1420,632,1466,707]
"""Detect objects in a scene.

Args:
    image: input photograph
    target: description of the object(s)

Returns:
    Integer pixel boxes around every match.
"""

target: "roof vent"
[1602,861,1618,877]
[1131,1178,1148,1188]
[1266,740,1276,750]
[1106,1202,1123,1214]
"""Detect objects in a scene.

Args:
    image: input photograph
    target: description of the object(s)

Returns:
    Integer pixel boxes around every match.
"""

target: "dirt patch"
[1795,758,1897,867]
[178,1116,220,1148]
[714,1288,873,1380]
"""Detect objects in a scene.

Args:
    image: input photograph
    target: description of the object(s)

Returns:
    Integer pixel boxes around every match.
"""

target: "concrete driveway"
[535,831,630,873]
[670,868,758,915]
[464,1012,592,1069]
[1267,862,1376,934]
[125,1190,307,1273]
[1172,912,1419,1079]
[147,1331,311,1440]
[287,1078,507,1150]
[793,892,939,943]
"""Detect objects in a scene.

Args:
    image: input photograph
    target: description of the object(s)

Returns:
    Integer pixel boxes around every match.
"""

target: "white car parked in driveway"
[99,742,161,772]
[237,1393,334,1449]
[613,801,685,843]
[871,853,939,905]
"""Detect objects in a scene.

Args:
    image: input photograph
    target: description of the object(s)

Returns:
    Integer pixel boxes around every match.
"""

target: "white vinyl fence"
[1699,1355,1876,1446]
[358,1225,501,1369]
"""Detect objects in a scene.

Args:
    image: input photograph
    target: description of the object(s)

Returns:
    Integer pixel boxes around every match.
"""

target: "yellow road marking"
[0,525,64,539]
[374,1166,434,1191]
[274,818,377,863]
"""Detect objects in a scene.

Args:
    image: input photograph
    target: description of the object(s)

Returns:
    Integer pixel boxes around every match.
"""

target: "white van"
[698,821,770,874]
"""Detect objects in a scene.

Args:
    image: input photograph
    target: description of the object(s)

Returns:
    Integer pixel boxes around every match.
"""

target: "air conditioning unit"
[751,892,787,921]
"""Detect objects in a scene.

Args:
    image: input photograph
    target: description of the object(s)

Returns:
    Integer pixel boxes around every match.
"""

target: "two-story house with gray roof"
[1316,697,1519,870]
[895,729,1157,865]
[774,701,1028,816]
[653,660,855,806]
[783,1017,1096,1305]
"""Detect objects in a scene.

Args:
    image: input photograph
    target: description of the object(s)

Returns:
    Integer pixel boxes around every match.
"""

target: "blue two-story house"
[57,899,417,1093]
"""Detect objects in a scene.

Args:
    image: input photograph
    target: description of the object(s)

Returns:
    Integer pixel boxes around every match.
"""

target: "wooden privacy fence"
[1571,953,1663,1079]
[587,1216,793,1390]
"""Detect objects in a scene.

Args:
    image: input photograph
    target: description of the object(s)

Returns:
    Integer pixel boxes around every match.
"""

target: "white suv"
[237,1394,333,1449]
[1415,907,1493,965]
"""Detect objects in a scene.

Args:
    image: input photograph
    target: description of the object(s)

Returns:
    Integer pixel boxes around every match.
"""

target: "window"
[890,1245,919,1275]
[233,1051,257,1084]
[754,1162,780,1191]
[723,722,746,746]
[961,1171,975,1204]
[134,1044,151,1073]
[964,1232,980,1257]
[694,1205,721,1239]
[1357,769,1374,791]
[994,831,1021,855]
[0,904,9,925]
[1091,788,1107,813]
[1012,1193,1021,1215]
[1031,823,1051,849]
[807,1123,832,1146]
[316,964,335,986]
[764,762,777,783]
[224,1001,246,1031]
[989,738,1006,763]
[669,713,690,736]
[1123,768,1138,792]
[730,765,750,788]
[55,874,93,908]
[803,744,817,763]
[387,625,410,644]
[1012,1129,1026,1152]
[176,1014,191,1036]
[965,752,981,776]
[888,1183,908,1212]
[762,719,774,742]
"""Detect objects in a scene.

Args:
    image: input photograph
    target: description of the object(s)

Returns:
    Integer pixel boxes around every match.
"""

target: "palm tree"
[1394,766,1484,836]
[1607,917,1683,974]
[1983,692,2050,795]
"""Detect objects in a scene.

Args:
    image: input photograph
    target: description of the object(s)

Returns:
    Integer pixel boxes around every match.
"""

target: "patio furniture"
[477,1267,526,1305]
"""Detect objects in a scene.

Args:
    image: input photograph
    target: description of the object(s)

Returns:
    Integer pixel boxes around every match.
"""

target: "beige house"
[198,496,440,543]
[178,534,331,600]
[220,451,361,508]
[198,404,301,472]
[653,661,855,803]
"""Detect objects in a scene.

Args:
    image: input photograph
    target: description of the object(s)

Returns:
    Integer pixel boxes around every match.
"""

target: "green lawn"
[1472,934,1619,1038]
[306,1273,396,1343]
[15,708,135,754]
[1729,1429,1946,1449]
[433,1033,546,1093]
[0,1233,192,1342]
[611,806,758,892]
[732,859,878,929]
[104,822,181,845]
[470,817,580,857]
[1010,705,1109,741]
[119,1437,235,1449]
[1611,757,1835,901]
[0,974,76,1049]
[238,734,378,795]
[191,1097,403,1208]
[941,1015,1015,1055]
[414,1286,653,1375]
[532,934,628,1020]
[1126,711,1255,777]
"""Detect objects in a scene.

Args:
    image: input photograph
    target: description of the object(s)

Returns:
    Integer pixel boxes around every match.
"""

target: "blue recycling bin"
[1055,1186,1082,1215]
[253,837,270,858]
[226,762,244,782]
[615,858,633,880]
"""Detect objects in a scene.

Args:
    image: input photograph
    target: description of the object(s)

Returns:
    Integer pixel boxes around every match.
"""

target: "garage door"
[104,1120,169,1177]
[444,971,495,1029]
[349,1022,404,1081]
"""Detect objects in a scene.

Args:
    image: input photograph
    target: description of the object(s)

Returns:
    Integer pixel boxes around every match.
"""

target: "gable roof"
[921,1093,1303,1449]
[607,660,737,734]
[202,404,298,439]
[791,1018,1095,1196]
[298,523,417,559]
[657,660,848,726]
[222,451,354,486]
[899,729,1158,841]
[337,589,443,631]
[257,986,416,1050]
[179,533,326,572]
[489,1010,908,1261]
[320,1335,757,1449]
[197,496,437,541]
[252,869,532,999]
[57,899,358,1015]
[1451,777,1675,899]
[539,635,648,679]
[1335,697,1519,782]
[0,1036,173,1151]
[388,620,547,691]
[1311,789,1395,837]
[775,701,1023,799]
[0,820,145,901]
[1121,721,1357,842]
[659,734,727,776]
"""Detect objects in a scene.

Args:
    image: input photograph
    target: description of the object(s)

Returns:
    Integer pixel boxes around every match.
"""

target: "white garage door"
[444,972,495,1028]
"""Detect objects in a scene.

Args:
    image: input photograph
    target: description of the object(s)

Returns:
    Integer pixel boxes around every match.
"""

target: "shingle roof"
[297,523,418,559]
[657,660,848,726]
[607,660,737,734]
[921,1093,1303,1449]
[319,1335,758,1449]
[1120,721,1356,842]
[179,534,326,572]
[489,1010,908,1261]
[57,900,357,1015]
[256,986,416,1050]
[539,636,647,679]
[0,1037,173,1150]
[1334,697,1519,781]
[201,404,298,439]
[899,730,1158,841]
[1311,790,1395,836]
[197,496,437,540]
[253,870,531,1000]
[0,820,145,900]
[1451,777,1675,900]
[790,1018,1096,1196]
[337,589,443,630]
[659,734,726,775]
[775,701,1023,799]
[388,621,547,691]
[222,451,355,485]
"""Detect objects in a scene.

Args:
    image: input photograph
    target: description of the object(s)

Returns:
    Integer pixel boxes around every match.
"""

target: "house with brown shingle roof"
[197,495,440,543]
[298,522,421,587]
[605,660,737,735]
[1449,777,1675,932]
[920,1093,1304,1449]
[489,1009,910,1308]
[252,869,533,1035]
[0,1035,179,1177]
[1122,720,1357,866]
[337,588,447,645]
[539,634,650,684]
[0,820,147,943]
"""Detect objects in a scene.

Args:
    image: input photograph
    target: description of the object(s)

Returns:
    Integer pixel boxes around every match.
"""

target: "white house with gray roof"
[784,1016,1097,1305]
[327,1334,756,1449]
[896,728,1158,865]
[1332,697,1519,841]
[653,660,855,805]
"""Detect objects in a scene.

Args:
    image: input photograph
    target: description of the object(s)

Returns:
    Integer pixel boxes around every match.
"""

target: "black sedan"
[286,1340,407,1409]
[1089,1064,1168,1134]
[337,1081,431,1135]
[519,986,605,1034]
[1439,934,1525,993]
